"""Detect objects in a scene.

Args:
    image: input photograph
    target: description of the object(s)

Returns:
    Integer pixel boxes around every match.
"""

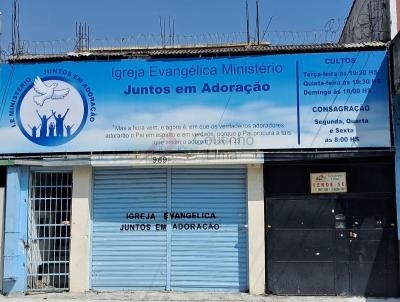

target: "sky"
[0,0,354,53]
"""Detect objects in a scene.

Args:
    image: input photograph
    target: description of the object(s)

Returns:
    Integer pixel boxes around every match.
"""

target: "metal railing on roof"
[1,27,345,60]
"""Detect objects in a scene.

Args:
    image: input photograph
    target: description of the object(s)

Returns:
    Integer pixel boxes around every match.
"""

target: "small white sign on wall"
[310,172,347,194]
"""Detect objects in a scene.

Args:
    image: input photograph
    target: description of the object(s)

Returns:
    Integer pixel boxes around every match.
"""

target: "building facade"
[339,0,400,43]
[0,43,398,296]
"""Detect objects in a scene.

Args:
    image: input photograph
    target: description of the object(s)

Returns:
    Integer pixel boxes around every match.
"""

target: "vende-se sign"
[0,50,390,154]
[310,172,347,194]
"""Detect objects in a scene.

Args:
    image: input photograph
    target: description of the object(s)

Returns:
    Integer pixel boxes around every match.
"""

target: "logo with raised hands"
[16,76,88,146]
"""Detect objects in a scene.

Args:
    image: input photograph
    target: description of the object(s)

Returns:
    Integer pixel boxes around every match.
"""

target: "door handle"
[239,224,248,230]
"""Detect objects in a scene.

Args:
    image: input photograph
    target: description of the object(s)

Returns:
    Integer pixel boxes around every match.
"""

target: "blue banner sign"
[0,50,390,153]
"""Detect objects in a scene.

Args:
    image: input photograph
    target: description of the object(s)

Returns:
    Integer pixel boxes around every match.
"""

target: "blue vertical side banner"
[394,96,400,239]
[296,61,301,145]
[3,166,28,294]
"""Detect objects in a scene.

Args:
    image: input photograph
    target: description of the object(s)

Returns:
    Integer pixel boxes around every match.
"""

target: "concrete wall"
[340,0,391,43]
[391,0,398,35]
[391,33,400,95]
[69,166,92,292]
[394,96,400,240]
[247,164,265,295]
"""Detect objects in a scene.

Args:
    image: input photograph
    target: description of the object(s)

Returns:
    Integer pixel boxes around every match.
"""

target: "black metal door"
[266,195,399,296]
[266,196,339,295]
[343,195,399,296]
[265,159,399,296]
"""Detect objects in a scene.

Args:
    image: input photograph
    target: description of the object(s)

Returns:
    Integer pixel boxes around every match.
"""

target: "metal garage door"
[91,168,168,290]
[91,166,248,292]
[170,167,248,291]
[265,160,399,296]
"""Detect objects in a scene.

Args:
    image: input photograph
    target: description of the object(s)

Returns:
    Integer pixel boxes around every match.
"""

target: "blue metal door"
[170,167,248,292]
[91,168,168,290]
[91,166,248,292]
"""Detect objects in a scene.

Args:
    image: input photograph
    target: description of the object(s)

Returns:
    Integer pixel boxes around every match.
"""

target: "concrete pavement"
[0,292,399,302]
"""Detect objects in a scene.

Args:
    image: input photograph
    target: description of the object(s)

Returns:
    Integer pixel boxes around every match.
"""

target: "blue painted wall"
[3,166,28,294]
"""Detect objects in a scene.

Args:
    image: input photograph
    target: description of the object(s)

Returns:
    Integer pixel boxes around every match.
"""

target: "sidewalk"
[0,292,399,302]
